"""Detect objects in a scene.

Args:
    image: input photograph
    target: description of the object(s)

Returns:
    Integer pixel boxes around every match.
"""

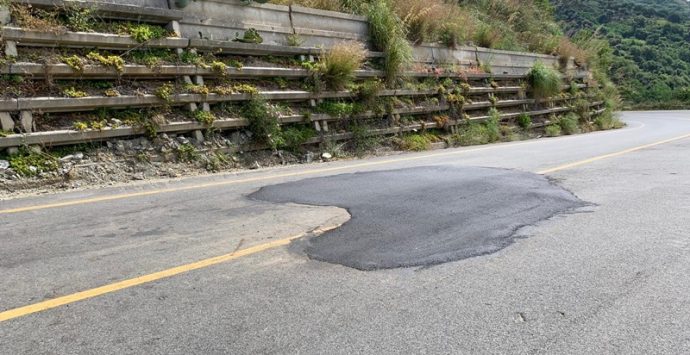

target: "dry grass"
[557,37,589,67]
[319,41,366,90]
[10,4,64,32]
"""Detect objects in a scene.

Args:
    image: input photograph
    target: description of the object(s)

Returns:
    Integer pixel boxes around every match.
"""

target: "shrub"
[517,113,532,129]
[485,108,501,142]
[558,112,580,135]
[527,62,562,99]
[73,121,88,131]
[398,132,436,151]
[280,125,315,152]
[454,123,491,146]
[319,41,366,90]
[367,0,413,86]
[242,97,283,149]
[545,123,562,137]
[594,110,625,130]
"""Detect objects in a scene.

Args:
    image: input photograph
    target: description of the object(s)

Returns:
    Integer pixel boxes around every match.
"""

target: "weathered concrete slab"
[10,0,183,23]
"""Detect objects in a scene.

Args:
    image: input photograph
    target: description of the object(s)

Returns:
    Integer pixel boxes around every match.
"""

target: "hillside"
[553,0,690,108]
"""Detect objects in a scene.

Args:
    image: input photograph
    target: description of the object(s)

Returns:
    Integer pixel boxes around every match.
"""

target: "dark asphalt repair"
[250,166,587,270]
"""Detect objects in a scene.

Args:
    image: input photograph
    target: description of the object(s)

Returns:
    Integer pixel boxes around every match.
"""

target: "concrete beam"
[9,0,184,23]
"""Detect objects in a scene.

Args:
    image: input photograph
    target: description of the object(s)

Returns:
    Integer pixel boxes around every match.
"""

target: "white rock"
[321,152,333,160]
[0,160,8,170]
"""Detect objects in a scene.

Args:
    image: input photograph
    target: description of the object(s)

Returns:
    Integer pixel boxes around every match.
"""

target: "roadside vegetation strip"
[0,223,344,323]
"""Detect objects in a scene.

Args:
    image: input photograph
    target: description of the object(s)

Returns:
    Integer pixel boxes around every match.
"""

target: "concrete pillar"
[194,130,204,143]
[0,112,14,131]
[19,111,33,133]
[5,40,18,57]
[166,20,181,37]
[0,4,10,26]
[201,102,210,112]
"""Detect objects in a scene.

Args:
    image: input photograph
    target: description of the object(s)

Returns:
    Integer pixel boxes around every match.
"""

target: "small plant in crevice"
[86,52,125,73]
[192,110,216,125]
[185,84,210,96]
[90,120,106,131]
[118,23,170,43]
[73,121,88,131]
[210,61,228,77]
[62,55,84,73]
[104,88,120,97]
[154,83,175,102]
[63,87,88,98]
[286,33,304,47]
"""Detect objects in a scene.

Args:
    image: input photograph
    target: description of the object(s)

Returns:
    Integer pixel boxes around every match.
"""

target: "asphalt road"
[2,111,690,354]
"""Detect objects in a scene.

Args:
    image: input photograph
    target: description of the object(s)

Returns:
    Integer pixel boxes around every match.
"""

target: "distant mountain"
[553,0,690,108]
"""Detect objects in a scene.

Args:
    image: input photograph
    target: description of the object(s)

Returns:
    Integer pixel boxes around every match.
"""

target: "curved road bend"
[1,111,690,353]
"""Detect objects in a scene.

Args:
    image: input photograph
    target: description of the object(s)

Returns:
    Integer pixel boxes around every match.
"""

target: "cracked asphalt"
[2,111,690,354]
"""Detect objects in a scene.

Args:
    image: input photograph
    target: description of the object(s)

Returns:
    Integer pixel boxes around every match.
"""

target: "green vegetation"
[192,110,216,125]
[86,52,125,73]
[280,125,316,152]
[8,148,59,177]
[545,123,562,137]
[242,97,283,149]
[63,87,88,98]
[117,23,170,42]
[397,132,437,151]
[553,0,690,108]
[557,112,580,135]
[366,0,413,86]
[176,143,199,162]
[62,55,84,73]
[154,83,175,102]
[527,62,562,99]
[517,113,532,129]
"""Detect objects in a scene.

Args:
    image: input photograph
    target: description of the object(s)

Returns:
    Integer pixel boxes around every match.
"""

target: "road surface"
[2,111,690,354]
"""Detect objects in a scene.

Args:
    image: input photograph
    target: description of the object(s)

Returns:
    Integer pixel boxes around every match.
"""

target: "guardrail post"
[166,20,182,37]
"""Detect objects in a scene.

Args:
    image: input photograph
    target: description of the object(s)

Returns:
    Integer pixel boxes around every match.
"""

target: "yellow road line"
[0,224,340,323]
[537,132,690,174]
[2,130,690,323]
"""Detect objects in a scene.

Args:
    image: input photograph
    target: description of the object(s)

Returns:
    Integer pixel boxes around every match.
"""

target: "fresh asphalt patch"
[250,166,587,270]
